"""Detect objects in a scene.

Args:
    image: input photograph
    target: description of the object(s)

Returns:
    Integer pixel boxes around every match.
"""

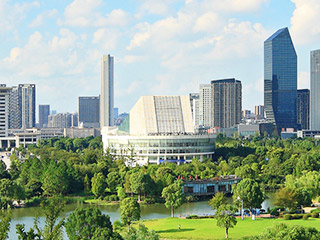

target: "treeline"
[1,135,320,208]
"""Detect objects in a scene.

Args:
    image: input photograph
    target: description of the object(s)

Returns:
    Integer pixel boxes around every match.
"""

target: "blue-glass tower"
[264,27,297,132]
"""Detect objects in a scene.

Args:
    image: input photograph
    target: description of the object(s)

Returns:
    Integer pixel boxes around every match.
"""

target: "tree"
[215,204,237,239]
[274,187,297,211]
[123,224,159,240]
[120,198,141,226]
[84,174,91,194]
[91,173,107,199]
[65,207,121,240]
[117,186,127,201]
[161,180,185,217]
[107,172,121,193]
[0,211,11,240]
[209,192,227,210]
[232,179,264,214]
[130,172,145,202]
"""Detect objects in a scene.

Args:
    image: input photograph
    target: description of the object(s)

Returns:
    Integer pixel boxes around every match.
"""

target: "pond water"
[7,194,275,239]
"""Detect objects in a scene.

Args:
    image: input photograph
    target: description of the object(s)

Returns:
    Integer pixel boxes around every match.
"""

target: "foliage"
[162,180,185,217]
[65,207,121,240]
[0,211,11,240]
[91,173,107,199]
[215,204,237,239]
[208,192,227,210]
[120,198,141,226]
[232,179,264,213]
[123,224,159,240]
[117,186,127,201]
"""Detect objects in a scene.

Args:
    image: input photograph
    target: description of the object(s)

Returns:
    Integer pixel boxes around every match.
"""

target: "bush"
[269,207,280,216]
[291,214,303,219]
[104,194,119,202]
[283,214,292,220]
[312,211,319,218]
[310,208,320,213]
[303,214,310,220]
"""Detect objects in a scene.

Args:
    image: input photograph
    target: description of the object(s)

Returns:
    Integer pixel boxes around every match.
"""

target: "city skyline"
[1,1,320,113]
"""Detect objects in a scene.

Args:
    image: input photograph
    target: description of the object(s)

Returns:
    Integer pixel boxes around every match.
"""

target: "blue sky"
[1,0,320,114]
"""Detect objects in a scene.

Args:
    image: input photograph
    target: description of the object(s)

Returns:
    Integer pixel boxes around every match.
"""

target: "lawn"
[140,217,320,240]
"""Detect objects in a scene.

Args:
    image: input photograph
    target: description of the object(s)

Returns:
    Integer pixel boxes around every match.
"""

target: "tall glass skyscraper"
[264,27,297,132]
[310,49,320,130]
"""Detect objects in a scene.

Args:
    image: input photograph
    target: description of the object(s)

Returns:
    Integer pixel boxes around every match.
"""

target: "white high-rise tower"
[100,54,114,128]
[310,49,320,130]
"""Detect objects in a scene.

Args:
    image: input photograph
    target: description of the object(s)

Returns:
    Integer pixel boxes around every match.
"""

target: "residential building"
[199,84,211,127]
[189,93,200,127]
[0,85,12,138]
[211,78,242,128]
[48,113,78,128]
[255,105,265,120]
[310,49,320,130]
[19,84,36,128]
[100,54,114,128]
[102,95,216,165]
[78,96,100,128]
[8,86,20,129]
[264,27,297,132]
[39,104,50,128]
[297,89,310,130]
[242,110,251,119]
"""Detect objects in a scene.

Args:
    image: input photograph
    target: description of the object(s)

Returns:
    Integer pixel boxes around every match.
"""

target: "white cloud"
[61,0,130,27]
[92,28,121,50]
[290,0,320,45]
[29,9,58,28]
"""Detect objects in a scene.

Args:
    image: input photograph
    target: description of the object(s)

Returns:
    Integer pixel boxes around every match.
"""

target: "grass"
[139,217,320,240]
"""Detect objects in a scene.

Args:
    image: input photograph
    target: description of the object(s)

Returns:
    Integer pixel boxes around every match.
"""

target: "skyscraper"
[9,86,20,129]
[0,84,12,137]
[211,78,242,128]
[255,105,265,120]
[79,96,100,128]
[39,104,50,128]
[297,89,310,130]
[199,84,211,127]
[19,84,36,129]
[310,49,320,130]
[100,55,114,128]
[189,93,199,127]
[264,27,297,132]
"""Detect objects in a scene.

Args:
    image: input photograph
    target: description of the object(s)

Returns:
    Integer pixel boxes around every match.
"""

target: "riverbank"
[139,217,320,239]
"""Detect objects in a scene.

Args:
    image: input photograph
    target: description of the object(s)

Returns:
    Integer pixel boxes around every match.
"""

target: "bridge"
[182,175,242,196]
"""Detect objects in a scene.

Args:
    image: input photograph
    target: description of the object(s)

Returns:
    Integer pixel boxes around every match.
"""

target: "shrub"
[312,211,319,218]
[269,207,280,216]
[104,194,119,201]
[283,214,292,220]
[303,214,310,220]
[310,208,320,213]
[291,214,303,219]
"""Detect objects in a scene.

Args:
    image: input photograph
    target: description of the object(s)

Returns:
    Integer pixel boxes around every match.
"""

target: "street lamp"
[237,196,243,220]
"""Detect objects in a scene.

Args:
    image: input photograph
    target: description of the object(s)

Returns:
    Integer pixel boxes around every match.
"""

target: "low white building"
[102,96,216,165]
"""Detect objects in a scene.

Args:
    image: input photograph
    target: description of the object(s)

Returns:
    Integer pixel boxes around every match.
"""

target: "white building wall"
[311,50,320,130]
[199,84,212,127]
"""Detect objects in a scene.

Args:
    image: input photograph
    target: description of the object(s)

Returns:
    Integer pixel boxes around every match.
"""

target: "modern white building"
[102,95,216,165]
[189,93,200,128]
[100,54,114,128]
[199,84,212,127]
[310,49,320,130]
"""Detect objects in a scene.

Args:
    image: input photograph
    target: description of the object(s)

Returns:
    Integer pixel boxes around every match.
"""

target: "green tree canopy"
[161,180,185,217]
[120,198,141,226]
[215,204,237,239]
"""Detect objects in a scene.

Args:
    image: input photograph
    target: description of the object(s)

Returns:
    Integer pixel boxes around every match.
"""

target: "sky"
[1,0,320,115]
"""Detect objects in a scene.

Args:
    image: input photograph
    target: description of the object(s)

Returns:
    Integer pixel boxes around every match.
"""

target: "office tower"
[199,84,211,127]
[310,49,320,130]
[189,93,200,127]
[297,89,310,130]
[242,110,251,119]
[211,78,242,128]
[0,84,12,137]
[255,105,265,120]
[19,84,36,128]
[39,105,50,128]
[48,113,77,128]
[264,28,297,132]
[114,108,119,119]
[78,96,100,128]
[9,86,20,129]
[100,54,114,128]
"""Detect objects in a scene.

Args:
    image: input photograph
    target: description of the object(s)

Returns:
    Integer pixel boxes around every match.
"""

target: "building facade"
[0,85,12,138]
[8,86,20,129]
[102,95,215,165]
[297,89,310,130]
[48,113,78,128]
[78,96,100,128]
[199,84,211,127]
[255,105,265,120]
[264,28,297,132]
[19,84,36,129]
[39,104,50,128]
[211,79,242,128]
[189,93,199,128]
[310,49,320,130]
[100,54,114,128]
